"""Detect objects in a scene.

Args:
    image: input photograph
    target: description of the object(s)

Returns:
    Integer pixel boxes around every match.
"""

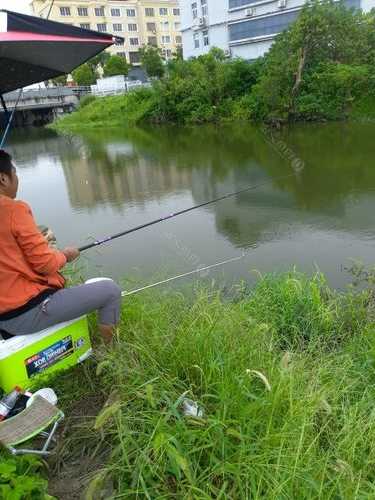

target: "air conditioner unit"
[245,7,256,16]
[224,49,231,58]
[278,0,287,8]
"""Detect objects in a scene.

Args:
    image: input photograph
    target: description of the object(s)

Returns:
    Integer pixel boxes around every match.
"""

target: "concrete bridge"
[0,87,89,127]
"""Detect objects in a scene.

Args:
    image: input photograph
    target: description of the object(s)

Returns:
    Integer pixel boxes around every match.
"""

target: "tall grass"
[52,88,157,131]
[49,270,375,498]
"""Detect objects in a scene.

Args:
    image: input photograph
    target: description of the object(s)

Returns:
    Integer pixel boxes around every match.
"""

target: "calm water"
[7,122,375,290]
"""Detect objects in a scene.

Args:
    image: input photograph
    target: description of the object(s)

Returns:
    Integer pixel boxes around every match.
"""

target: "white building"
[180,0,373,60]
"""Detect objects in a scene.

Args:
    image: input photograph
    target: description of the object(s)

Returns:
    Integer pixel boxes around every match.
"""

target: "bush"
[0,453,53,499]
[72,63,96,86]
[103,55,129,77]
[294,63,371,121]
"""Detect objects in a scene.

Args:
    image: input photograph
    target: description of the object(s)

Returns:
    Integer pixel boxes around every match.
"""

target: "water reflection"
[7,122,375,288]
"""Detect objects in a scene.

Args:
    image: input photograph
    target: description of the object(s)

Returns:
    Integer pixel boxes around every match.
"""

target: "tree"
[50,75,67,86]
[139,46,165,78]
[249,0,371,122]
[88,52,111,71]
[103,55,130,77]
[72,63,96,86]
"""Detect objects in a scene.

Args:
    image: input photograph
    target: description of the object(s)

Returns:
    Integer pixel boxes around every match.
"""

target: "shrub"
[0,453,53,499]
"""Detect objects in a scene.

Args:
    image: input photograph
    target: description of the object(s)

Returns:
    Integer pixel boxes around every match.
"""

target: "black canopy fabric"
[0,9,120,94]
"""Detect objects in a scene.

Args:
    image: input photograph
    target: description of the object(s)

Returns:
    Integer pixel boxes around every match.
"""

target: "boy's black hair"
[0,150,13,177]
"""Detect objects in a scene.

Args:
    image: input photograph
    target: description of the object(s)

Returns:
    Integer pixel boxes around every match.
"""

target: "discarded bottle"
[0,386,23,421]
[181,398,204,418]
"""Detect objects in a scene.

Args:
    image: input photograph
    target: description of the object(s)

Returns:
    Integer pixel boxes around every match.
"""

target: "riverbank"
[51,88,375,132]
[5,270,375,497]
[52,2,375,131]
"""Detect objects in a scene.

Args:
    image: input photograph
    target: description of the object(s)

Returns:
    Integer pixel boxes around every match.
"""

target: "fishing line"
[78,172,296,252]
[121,254,245,297]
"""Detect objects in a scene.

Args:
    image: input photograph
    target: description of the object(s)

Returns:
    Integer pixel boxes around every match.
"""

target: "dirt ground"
[47,391,112,500]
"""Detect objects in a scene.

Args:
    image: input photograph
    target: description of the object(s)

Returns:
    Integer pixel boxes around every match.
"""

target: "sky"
[0,0,32,14]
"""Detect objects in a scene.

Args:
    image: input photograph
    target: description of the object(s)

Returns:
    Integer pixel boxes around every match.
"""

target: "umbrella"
[0,9,119,95]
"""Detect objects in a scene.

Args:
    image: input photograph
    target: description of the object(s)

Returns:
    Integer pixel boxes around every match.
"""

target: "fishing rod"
[78,173,295,252]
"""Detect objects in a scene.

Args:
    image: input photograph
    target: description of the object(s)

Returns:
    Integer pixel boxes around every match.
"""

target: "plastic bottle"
[181,398,204,418]
[0,387,22,421]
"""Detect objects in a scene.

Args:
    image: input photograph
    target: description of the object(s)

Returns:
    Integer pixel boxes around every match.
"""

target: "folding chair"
[0,395,64,456]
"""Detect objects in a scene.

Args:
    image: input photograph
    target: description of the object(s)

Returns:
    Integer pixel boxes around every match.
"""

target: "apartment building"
[180,0,375,60]
[31,0,182,64]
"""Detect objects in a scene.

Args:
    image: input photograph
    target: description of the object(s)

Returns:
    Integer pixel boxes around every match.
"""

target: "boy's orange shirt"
[0,195,66,314]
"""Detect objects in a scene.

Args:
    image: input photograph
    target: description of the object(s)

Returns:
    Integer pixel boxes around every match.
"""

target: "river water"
[7,122,375,290]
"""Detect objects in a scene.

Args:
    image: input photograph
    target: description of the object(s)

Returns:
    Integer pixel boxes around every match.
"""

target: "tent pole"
[0,89,23,149]
[0,94,11,149]
[47,0,55,19]
[0,94,10,123]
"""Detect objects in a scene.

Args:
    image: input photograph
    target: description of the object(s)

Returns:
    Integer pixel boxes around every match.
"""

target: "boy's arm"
[11,201,67,275]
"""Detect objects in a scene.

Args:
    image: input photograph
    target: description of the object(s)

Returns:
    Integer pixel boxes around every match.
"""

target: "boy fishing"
[0,150,121,343]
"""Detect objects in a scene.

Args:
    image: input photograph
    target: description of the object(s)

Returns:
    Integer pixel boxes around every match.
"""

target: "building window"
[344,0,361,7]
[193,32,199,48]
[127,9,136,17]
[160,21,169,31]
[145,7,155,16]
[228,11,299,41]
[229,0,261,6]
[201,0,208,17]
[161,35,171,43]
[113,23,123,32]
[115,38,124,45]
[162,48,172,58]
[80,23,90,29]
[175,22,181,30]
[173,8,180,16]
[203,29,209,46]
[60,6,71,16]
[148,36,157,46]
[191,3,198,19]
[130,37,139,46]
[97,23,107,32]
[95,6,105,16]
[129,51,141,63]
[117,51,126,58]
[77,7,88,16]
[128,23,138,31]
[147,22,156,31]
[176,35,182,44]
[159,8,168,15]
[111,8,121,17]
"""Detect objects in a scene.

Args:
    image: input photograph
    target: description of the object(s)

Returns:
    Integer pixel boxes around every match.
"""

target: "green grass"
[44,270,375,498]
[51,88,158,131]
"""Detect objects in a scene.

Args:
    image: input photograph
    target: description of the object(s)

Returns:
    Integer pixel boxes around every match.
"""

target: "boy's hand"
[62,247,80,262]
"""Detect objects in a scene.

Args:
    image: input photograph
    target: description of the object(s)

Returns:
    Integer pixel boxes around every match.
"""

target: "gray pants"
[0,279,122,336]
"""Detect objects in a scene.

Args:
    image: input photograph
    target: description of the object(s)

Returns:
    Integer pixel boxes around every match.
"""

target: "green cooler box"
[0,316,92,392]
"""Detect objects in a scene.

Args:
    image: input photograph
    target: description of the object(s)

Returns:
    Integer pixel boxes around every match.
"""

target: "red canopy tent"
[0,9,119,94]
[0,9,122,144]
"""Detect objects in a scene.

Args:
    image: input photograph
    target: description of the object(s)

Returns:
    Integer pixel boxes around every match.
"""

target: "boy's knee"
[101,279,122,301]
